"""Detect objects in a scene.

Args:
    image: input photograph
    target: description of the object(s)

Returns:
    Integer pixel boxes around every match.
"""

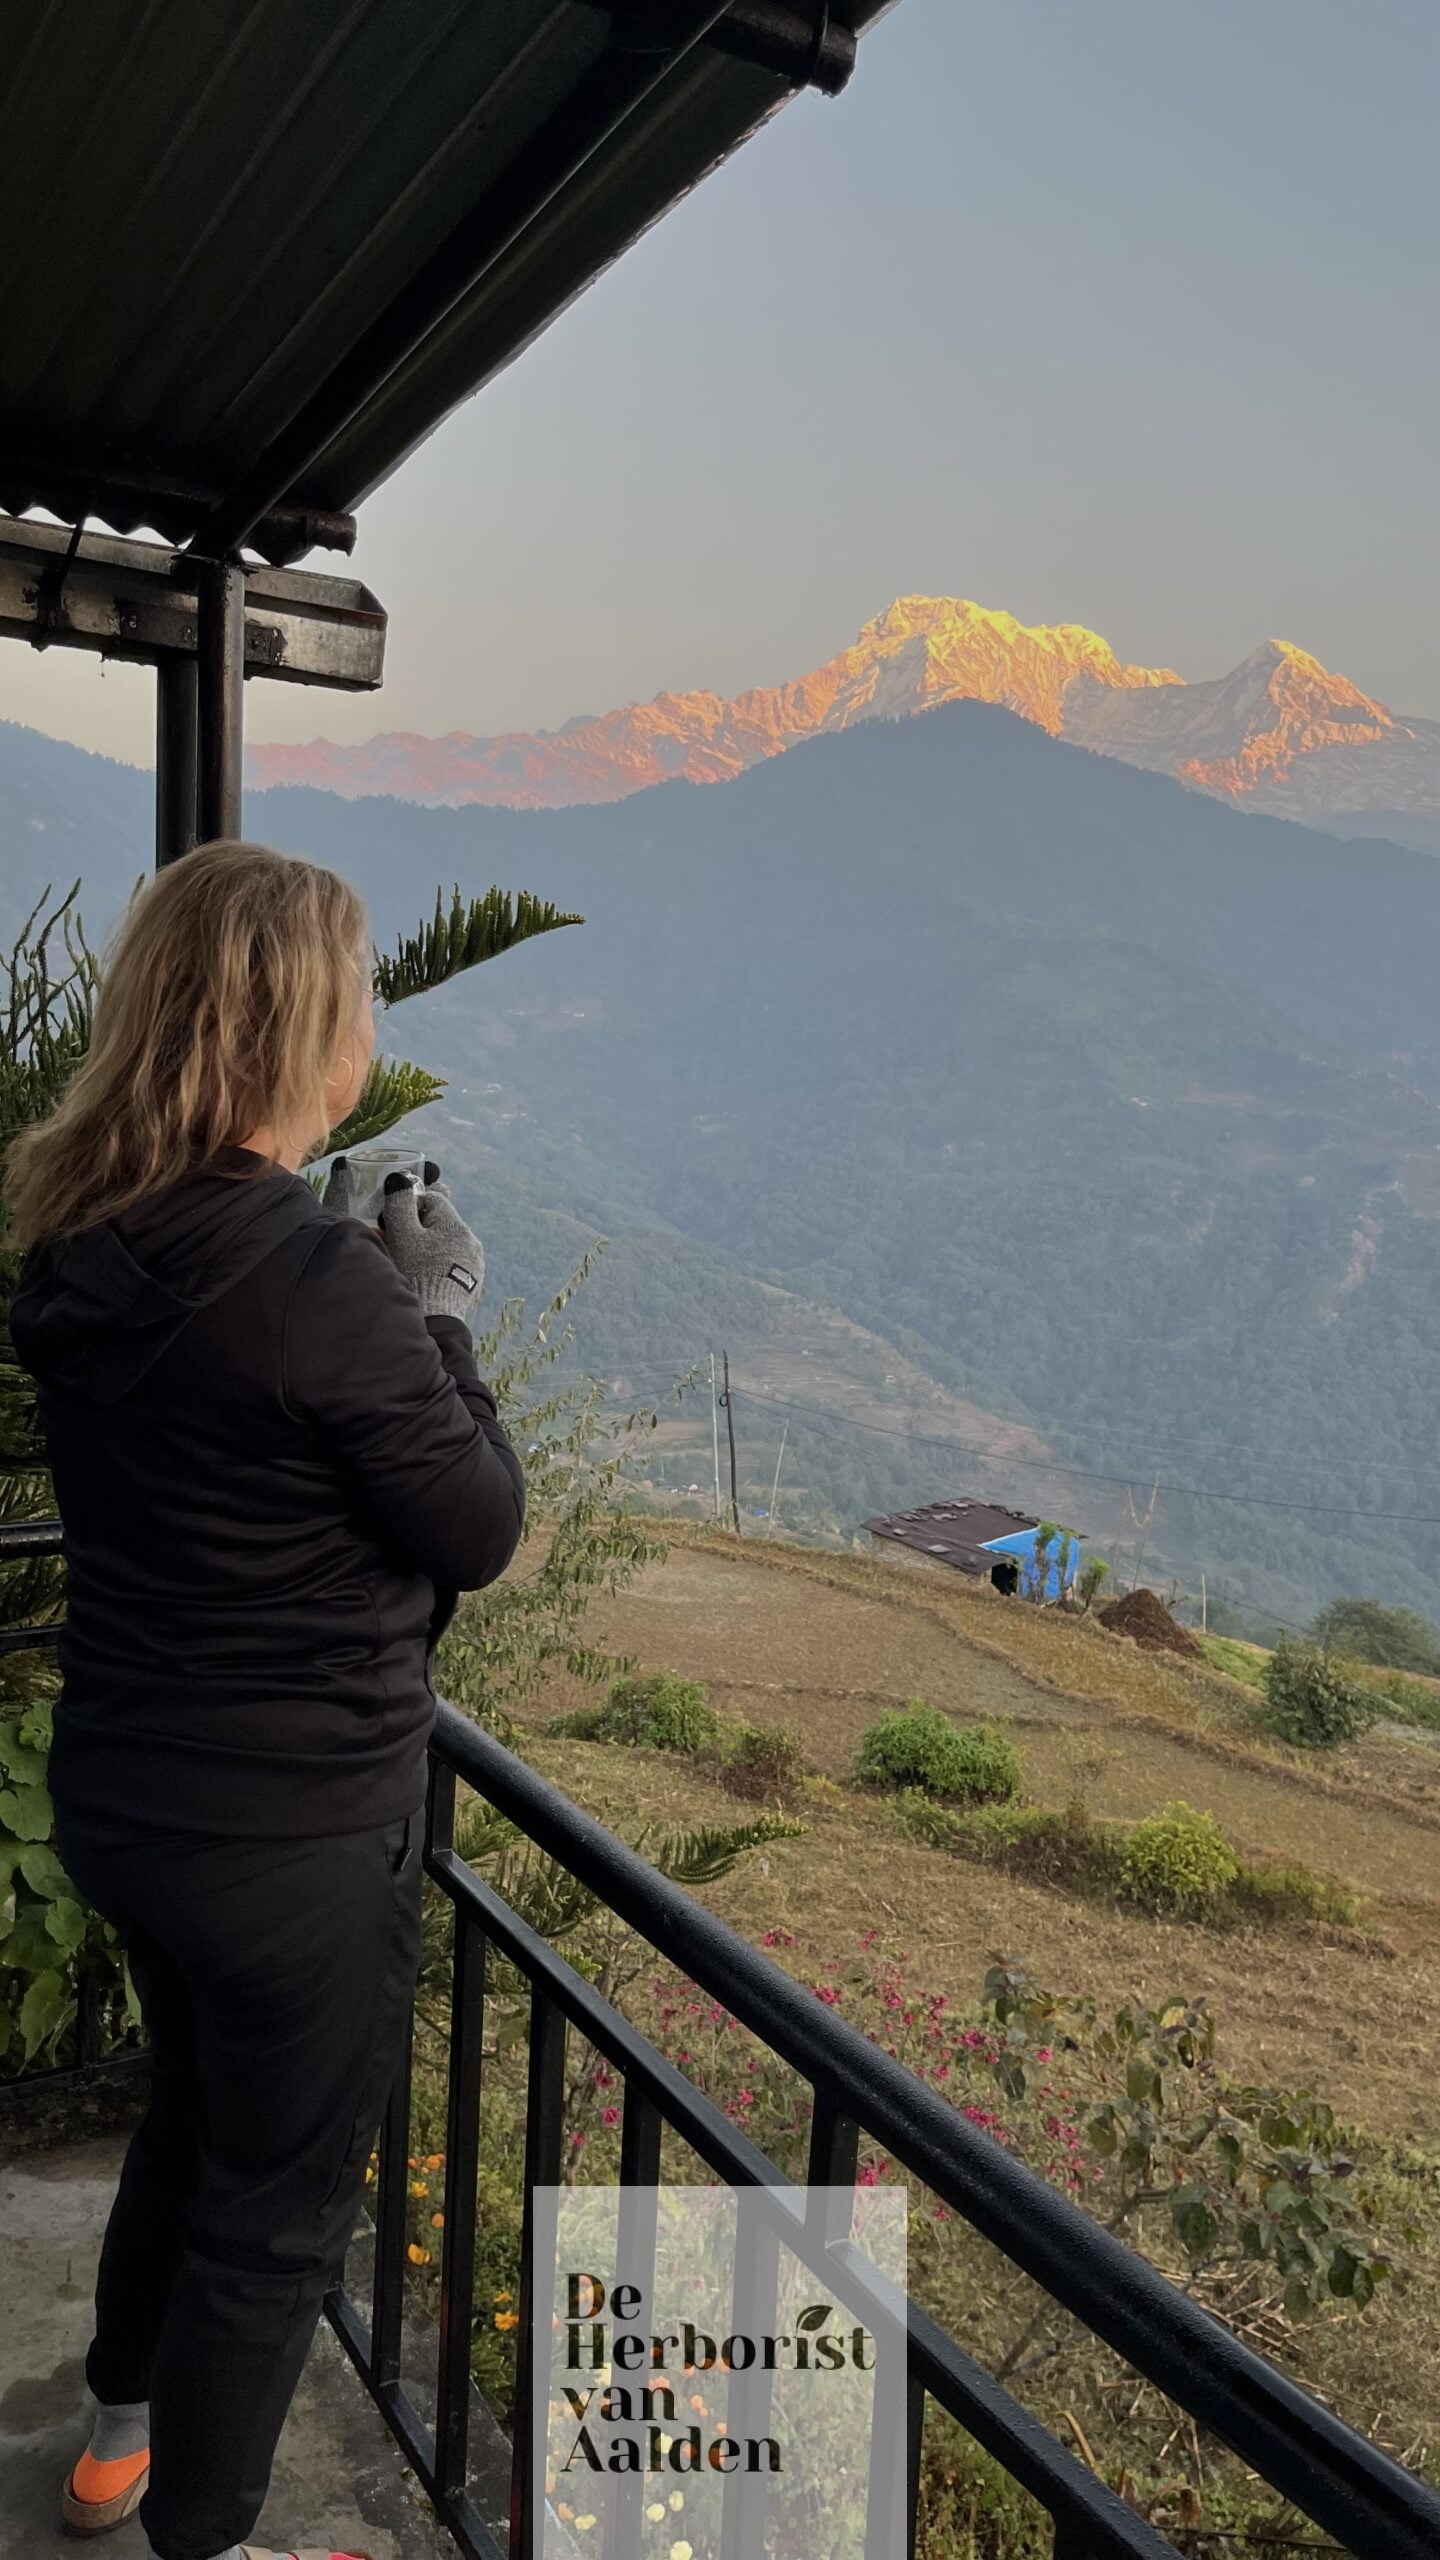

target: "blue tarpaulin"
[981,1525,1080,1601]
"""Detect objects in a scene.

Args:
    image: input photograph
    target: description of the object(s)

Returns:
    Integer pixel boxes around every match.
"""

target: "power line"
[620,1363,1440,1491]
[632,1368,1440,1529]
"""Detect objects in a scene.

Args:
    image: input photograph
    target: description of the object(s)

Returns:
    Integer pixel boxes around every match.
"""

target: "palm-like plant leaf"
[323,1057,446,1157]
[646,1816,806,1887]
[373,886,582,1009]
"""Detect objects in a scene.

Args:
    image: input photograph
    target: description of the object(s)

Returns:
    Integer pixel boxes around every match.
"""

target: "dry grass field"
[516,1532,1440,2145]
[453,1526,1440,2509]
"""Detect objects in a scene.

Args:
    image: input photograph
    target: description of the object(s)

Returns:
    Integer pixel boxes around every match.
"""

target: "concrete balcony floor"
[0,2135,456,2560]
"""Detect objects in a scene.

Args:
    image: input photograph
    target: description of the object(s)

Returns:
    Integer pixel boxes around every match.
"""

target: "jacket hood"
[11,1153,324,1406]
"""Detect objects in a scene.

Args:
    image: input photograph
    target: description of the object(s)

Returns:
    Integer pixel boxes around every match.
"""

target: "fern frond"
[323,1056,445,1154]
[373,886,582,1009]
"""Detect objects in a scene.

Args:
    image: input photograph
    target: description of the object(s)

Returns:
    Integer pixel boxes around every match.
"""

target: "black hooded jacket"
[10,1153,525,1838]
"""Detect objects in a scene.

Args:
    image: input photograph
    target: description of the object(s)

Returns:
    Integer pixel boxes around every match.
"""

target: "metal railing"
[5,1519,1439,2559]
[339,1704,1440,2560]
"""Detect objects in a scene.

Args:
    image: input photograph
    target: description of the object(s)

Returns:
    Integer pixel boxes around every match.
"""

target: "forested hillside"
[4,704,1440,1622]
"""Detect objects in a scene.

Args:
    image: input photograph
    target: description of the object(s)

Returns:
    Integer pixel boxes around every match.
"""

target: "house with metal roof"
[863,1497,1083,1598]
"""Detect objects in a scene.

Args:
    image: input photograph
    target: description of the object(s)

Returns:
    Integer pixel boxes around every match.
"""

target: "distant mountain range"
[246,594,1440,840]
[9,698,1440,1621]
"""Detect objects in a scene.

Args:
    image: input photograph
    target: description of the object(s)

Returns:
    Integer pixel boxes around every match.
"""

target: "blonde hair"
[7,841,368,1249]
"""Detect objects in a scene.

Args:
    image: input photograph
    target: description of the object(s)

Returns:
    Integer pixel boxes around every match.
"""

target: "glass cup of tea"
[334,1146,427,1218]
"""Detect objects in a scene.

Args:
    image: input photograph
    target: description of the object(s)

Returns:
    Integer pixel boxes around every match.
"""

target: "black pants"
[56,1807,424,2560]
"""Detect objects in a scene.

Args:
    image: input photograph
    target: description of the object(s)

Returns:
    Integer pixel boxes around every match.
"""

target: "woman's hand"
[377,1173,485,1322]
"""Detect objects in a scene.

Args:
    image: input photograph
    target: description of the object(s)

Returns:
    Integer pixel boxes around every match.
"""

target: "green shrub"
[900,1783,1372,1943]
[1261,1639,1375,1750]
[718,1723,806,1805]
[1228,1859,1368,1935]
[1120,1802,1239,1916]
[856,1706,1021,1804]
[896,1792,1121,1892]
[1358,1666,1440,1734]
[547,1671,716,1752]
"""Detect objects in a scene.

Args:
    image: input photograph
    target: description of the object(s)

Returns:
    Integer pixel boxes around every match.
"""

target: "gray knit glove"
[377,1172,484,1323]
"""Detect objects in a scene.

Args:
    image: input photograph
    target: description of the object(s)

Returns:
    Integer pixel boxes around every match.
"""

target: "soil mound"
[1097,1586,1201,1657]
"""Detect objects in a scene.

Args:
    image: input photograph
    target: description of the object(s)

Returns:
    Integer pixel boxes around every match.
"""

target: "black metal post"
[511,1992,567,2560]
[195,558,245,842]
[154,654,198,867]
[435,1913,486,2503]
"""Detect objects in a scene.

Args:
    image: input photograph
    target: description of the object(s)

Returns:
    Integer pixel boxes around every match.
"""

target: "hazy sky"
[7,0,1438,766]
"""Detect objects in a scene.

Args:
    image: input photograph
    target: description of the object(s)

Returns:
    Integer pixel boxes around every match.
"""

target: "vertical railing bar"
[609,2083,664,2560]
[371,2002,415,2391]
[619,2078,664,2190]
[905,2370,926,2560]
[427,1752,458,1860]
[806,2085,861,2246]
[434,1907,486,2501]
[512,1986,568,2560]
[718,2196,782,2560]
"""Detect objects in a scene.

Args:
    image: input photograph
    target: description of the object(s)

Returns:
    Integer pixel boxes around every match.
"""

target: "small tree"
[1262,1638,1375,1752]
[1076,1556,1109,1612]
[1020,1522,1079,1604]
[1311,1595,1440,1676]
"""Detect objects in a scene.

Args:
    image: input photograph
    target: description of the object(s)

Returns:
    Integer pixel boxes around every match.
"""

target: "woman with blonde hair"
[9,841,524,2560]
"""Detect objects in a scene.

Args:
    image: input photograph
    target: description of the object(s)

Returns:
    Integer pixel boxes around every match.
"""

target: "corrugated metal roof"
[866,1500,1042,1548]
[0,1,895,562]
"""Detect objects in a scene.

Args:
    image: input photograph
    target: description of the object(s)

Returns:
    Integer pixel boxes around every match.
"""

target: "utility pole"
[721,1352,741,1535]
[1200,1573,1208,1635]
[1123,1478,1160,1593]
[767,1423,788,1537]
[709,1353,722,1523]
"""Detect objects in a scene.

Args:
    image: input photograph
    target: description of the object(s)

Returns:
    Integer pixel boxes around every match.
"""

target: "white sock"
[148,2547,246,2560]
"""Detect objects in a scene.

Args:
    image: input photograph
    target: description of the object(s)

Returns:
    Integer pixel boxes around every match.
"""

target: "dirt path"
[580,1544,1091,1727]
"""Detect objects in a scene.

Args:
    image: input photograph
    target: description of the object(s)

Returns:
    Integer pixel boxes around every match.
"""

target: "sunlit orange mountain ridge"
[247,596,1440,832]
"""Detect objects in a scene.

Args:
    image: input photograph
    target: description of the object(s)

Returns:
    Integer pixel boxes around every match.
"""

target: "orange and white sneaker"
[59,2444,150,2534]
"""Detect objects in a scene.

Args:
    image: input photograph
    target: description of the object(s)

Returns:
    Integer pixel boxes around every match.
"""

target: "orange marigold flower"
[423,2153,445,2172]
[406,2244,431,2266]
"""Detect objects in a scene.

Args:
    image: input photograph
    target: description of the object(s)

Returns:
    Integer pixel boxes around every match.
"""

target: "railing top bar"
[436,1703,1440,2559]
[0,1519,64,1557]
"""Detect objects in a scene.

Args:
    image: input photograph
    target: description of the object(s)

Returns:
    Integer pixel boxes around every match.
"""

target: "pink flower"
[601,2107,620,2128]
